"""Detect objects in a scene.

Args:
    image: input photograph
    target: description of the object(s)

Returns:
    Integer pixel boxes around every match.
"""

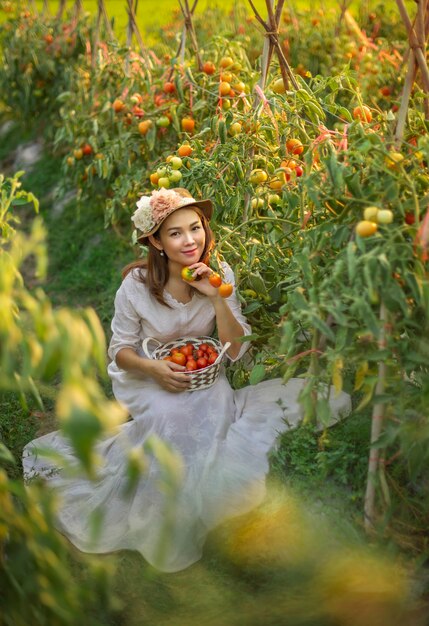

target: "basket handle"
[142,337,162,359]
[215,341,231,364]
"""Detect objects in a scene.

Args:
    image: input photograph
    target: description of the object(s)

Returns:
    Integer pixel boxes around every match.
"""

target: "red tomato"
[208,352,218,364]
[186,359,197,371]
[209,273,222,288]
[196,349,205,358]
[196,357,208,369]
[198,343,209,352]
[180,343,194,357]
[171,352,186,366]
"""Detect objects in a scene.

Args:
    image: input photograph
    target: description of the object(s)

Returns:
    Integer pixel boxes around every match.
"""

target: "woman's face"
[157,208,206,267]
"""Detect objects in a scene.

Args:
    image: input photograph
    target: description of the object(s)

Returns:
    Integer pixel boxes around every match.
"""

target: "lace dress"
[22,263,351,572]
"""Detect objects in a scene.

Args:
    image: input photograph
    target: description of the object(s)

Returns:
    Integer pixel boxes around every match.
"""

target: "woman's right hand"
[147,359,191,393]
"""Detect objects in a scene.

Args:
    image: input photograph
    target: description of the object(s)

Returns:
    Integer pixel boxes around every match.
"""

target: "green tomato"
[251,197,265,209]
[363,206,379,222]
[268,194,281,205]
[170,156,183,170]
[156,166,167,178]
[156,116,170,127]
[169,169,182,183]
[158,177,170,188]
[376,209,393,224]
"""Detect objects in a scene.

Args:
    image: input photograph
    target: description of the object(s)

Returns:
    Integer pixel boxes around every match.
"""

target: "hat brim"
[137,198,213,244]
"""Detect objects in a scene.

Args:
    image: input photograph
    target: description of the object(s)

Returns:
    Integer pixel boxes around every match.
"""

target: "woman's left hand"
[184,263,220,299]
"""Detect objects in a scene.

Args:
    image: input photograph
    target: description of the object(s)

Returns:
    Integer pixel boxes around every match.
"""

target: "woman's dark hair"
[121,210,215,307]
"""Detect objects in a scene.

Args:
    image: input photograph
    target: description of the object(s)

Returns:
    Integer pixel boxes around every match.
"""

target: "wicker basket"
[142,336,231,391]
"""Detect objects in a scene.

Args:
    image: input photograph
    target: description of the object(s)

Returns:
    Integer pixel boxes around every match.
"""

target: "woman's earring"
[160,250,165,256]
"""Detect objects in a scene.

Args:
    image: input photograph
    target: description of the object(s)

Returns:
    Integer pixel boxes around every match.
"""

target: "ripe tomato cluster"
[181,266,234,298]
[164,341,219,371]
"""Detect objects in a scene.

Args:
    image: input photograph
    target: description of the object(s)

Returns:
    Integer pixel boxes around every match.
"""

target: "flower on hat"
[150,188,188,222]
[131,195,155,234]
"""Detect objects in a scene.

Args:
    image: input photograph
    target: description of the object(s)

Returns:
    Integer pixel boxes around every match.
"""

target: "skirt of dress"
[22,372,351,573]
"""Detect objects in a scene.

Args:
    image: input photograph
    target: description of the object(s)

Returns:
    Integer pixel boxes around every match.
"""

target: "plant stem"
[364,301,388,533]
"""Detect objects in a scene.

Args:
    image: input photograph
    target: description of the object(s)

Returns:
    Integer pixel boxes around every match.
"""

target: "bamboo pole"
[178,0,202,71]
[395,0,429,140]
[248,0,299,91]
[56,0,67,20]
[395,52,417,144]
[27,0,38,14]
[126,0,133,49]
[92,0,103,68]
[73,0,83,20]
[364,302,388,533]
[395,0,429,93]
[99,0,115,41]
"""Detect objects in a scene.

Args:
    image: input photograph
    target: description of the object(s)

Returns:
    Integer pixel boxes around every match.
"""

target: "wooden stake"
[247,0,299,94]
[56,0,67,20]
[178,0,202,71]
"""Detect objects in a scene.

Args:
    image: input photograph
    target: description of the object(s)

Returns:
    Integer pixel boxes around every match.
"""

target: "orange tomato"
[219,56,234,69]
[181,117,195,133]
[219,81,231,96]
[356,220,378,237]
[353,105,372,123]
[112,99,125,113]
[209,273,222,288]
[286,138,304,155]
[171,352,186,366]
[281,158,297,170]
[138,120,153,135]
[218,283,233,298]
[163,81,176,94]
[203,61,216,75]
[150,172,159,186]
[178,144,193,157]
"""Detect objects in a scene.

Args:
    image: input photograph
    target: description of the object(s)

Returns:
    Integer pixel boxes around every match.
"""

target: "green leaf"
[0,442,16,465]
[249,364,266,385]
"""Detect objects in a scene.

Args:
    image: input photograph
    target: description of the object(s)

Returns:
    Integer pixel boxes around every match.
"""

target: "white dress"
[22,263,351,573]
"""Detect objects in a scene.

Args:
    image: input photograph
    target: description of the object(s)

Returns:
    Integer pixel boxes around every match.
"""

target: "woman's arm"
[109,279,190,392]
[115,347,191,393]
[186,261,250,360]
[208,294,244,360]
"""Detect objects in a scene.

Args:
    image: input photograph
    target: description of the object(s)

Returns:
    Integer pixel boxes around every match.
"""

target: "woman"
[23,187,351,573]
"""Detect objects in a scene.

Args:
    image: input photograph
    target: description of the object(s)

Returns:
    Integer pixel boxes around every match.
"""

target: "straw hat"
[132,187,213,243]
